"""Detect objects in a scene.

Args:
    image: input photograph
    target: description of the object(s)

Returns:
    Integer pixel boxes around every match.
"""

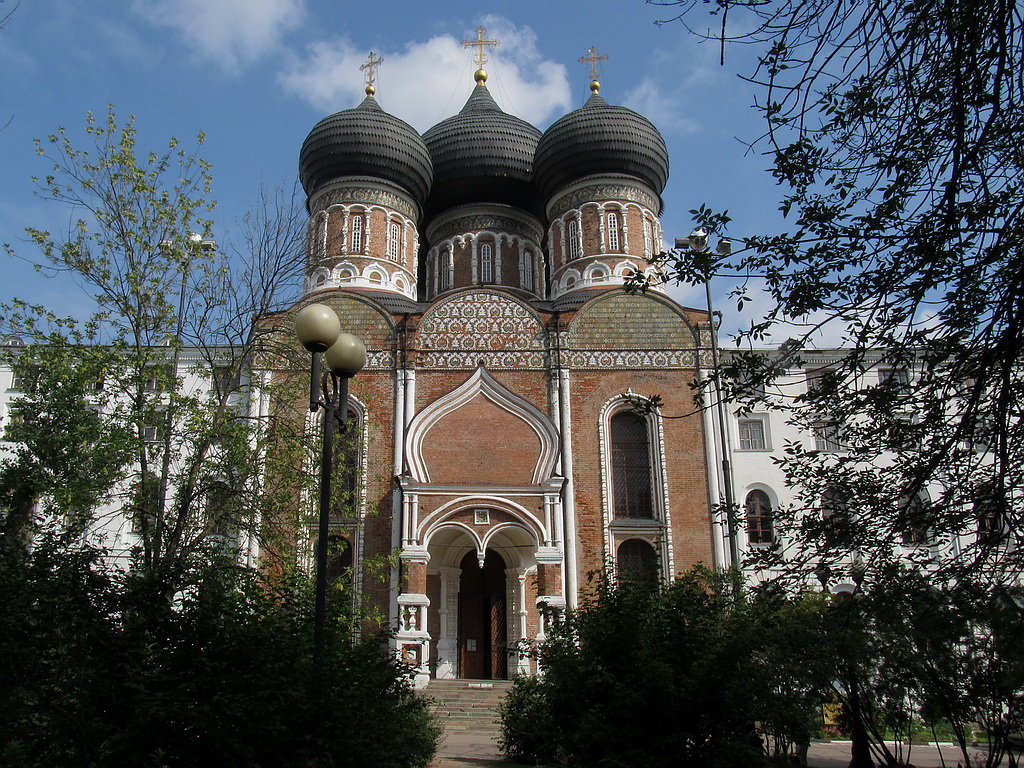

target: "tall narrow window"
[520,250,534,291]
[607,211,620,251]
[643,218,654,257]
[568,219,582,261]
[745,490,775,544]
[610,412,653,519]
[350,214,364,253]
[388,221,401,260]
[480,243,493,282]
[312,215,327,260]
[439,248,452,291]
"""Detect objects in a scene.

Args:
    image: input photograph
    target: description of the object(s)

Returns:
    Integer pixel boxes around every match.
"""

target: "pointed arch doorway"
[458,548,508,680]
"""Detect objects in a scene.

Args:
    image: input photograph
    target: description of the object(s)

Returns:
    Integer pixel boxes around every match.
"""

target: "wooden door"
[458,548,508,679]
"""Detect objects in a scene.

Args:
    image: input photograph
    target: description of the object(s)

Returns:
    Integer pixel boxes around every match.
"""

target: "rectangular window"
[213,365,240,393]
[881,368,910,386]
[738,418,767,450]
[812,422,845,452]
[738,419,767,450]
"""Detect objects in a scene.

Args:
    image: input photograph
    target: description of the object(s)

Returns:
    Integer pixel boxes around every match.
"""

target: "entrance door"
[458,549,507,679]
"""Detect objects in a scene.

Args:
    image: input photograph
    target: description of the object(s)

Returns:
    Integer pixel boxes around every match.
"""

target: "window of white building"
[737,418,768,450]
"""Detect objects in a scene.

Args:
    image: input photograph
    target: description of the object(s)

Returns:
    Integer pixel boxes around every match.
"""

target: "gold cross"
[359,51,384,91]
[579,46,608,80]
[462,27,499,69]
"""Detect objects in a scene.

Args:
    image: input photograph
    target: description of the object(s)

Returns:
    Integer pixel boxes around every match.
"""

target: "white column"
[557,367,578,607]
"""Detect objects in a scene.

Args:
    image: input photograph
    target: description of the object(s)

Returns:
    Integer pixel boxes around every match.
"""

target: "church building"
[272,38,720,684]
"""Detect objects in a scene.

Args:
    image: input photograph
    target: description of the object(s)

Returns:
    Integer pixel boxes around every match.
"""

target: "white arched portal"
[422,504,541,681]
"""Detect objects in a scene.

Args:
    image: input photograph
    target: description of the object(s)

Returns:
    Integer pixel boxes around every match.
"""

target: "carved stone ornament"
[427,210,544,244]
[308,179,419,221]
[548,178,659,220]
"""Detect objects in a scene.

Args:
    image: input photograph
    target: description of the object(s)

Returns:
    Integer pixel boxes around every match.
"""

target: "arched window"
[643,218,654,258]
[439,248,452,291]
[520,250,534,291]
[568,218,582,261]
[607,211,620,252]
[325,535,352,585]
[332,405,361,520]
[350,214,364,253]
[610,411,653,519]
[480,243,493,282]
[617,538,658,585]
[387,221,401,260]
[745,490,774,544]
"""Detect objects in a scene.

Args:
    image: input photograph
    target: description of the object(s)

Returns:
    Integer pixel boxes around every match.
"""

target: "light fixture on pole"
[294,303,366,662]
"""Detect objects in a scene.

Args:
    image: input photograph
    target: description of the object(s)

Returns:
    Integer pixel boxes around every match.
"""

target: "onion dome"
[423,77,542,217]
[299,94,433,207]
[534,84,669,201]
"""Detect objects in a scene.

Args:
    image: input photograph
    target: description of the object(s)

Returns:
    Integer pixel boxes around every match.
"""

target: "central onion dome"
[423,76,542,218]
[534,85,669,202]
[299,94,433,207]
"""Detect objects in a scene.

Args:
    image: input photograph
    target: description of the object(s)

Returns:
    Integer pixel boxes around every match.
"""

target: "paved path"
[430,728,529,768]
[431,729,1016,768]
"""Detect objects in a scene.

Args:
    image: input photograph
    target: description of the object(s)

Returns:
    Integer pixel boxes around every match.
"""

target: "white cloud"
[278,18,571,132]
[134,0,306,73]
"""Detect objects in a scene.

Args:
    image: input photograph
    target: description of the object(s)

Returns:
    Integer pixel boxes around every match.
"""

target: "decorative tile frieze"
[418,293,546,352]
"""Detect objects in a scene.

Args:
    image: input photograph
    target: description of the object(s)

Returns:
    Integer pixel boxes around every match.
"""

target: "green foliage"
[501,567,834,768]
[650,0,1024,590]
[0,539,439,768]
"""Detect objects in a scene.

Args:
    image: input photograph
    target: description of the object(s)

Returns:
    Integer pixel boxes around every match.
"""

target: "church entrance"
[458,549,507,679]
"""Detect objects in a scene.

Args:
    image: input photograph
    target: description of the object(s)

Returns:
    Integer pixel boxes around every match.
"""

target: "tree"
[1,107,310,600]
[0,109,440,766]
[643,0,1024,588]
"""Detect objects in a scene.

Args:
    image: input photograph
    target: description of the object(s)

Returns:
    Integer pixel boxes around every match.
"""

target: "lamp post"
[294,303,366,662]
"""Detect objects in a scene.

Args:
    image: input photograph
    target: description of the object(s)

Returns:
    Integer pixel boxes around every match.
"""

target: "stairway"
[425,679,514,738]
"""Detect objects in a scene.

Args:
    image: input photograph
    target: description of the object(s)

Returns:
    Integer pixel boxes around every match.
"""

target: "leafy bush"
[500,567,832,768]
[499,675,559,764]
[0,540,440,767]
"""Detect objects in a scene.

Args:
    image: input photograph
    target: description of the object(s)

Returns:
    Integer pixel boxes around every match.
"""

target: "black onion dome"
[423,84,542,217]
[299,95,433,206]
[534,91,669,202]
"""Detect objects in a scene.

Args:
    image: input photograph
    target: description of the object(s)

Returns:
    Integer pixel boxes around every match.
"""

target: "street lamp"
[294,302,366,661]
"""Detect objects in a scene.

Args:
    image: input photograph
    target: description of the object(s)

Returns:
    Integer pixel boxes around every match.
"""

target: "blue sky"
[0,0,793,342]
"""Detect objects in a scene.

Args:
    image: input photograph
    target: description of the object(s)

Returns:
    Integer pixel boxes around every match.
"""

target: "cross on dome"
[360,51,384,96]
[463,26,499,83]
[579,46,609,93]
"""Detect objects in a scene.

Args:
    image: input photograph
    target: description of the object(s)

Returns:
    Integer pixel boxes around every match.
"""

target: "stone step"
[423,679,513,738]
